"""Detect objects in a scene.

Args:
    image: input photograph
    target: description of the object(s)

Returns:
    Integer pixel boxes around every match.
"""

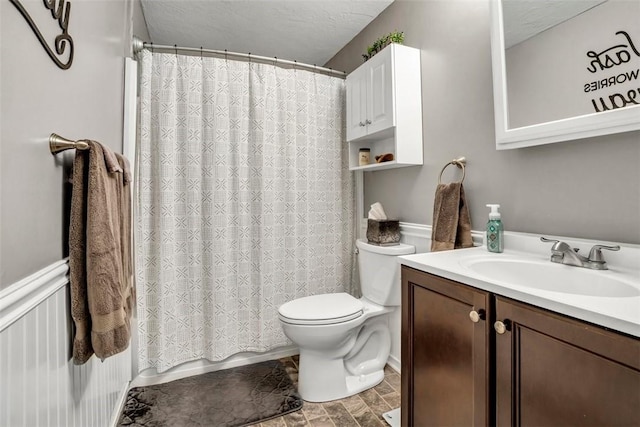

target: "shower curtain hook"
[150,42,154,53]
[224,49,228,61]
[248,53,251,64]
[174,44,178,56]
[200,46,203,59]
[274,56,277,67]
[294,60,297,72]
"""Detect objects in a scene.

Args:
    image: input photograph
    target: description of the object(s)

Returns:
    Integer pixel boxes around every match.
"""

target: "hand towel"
[69,140,133,364]
[430,182,473,252]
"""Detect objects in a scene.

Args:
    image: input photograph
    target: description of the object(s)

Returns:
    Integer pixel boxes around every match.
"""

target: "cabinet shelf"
[349,160,423,172]
[349,161,398,171]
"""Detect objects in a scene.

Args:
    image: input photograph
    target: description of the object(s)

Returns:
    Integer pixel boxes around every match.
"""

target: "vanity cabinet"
[495,296,640,426]
[401,266,640,427]
[345,43,422,171]
[401,267,493,426]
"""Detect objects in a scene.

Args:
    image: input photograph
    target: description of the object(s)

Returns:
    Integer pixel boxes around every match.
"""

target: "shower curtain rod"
[132,36,347,78]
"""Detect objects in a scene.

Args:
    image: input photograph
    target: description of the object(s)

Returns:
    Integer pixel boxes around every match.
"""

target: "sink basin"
[460,257,640,298]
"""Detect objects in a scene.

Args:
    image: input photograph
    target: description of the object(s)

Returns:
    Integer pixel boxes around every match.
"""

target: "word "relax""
[586,31,640,74]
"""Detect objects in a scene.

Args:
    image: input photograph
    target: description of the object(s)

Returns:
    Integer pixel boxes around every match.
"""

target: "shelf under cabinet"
[350,160,421,171]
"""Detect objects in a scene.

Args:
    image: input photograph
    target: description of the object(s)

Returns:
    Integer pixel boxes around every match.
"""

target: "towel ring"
[438,157,466,184]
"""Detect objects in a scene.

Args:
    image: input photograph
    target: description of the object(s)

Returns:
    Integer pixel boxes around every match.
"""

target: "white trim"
[386,355,401,374]
[110,381,132,427]
[357,221,485,248]
[130,345,299,388]
[401,222,485,246]
[123,58,138,172]
[399,222,430,240]
[489,0,640,150]
[355,171,364,235]
[0,259,69,332]
[123,55,140,381]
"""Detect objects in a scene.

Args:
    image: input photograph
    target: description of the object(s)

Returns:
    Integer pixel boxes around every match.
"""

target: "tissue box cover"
[367,219,400,246]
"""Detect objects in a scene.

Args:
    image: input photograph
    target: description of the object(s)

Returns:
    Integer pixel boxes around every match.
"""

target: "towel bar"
[49,133,90,155]
[438,156,466,184]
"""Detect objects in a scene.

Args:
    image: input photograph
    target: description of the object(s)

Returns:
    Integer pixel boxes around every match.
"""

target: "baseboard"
[131,345,300,387]
[110,380,132,427]
[386,354,401,374]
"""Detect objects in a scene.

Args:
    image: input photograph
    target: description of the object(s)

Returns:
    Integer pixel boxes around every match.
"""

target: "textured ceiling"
[503,0,607,48]
[141,0,394,66]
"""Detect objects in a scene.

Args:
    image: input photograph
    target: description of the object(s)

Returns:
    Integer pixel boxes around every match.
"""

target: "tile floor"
[249,356,401,427]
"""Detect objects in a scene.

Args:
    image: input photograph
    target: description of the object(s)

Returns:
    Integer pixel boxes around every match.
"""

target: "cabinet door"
[401,267,492,427]
[495,297,640,426]
[366,47,395,136]
[346,67,368,141]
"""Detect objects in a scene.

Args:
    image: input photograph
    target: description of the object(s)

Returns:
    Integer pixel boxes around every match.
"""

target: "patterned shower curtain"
[135,50,354,373]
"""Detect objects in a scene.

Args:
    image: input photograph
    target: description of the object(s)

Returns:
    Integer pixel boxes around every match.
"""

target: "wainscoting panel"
[358,221,484,373]
[0,262,131,427]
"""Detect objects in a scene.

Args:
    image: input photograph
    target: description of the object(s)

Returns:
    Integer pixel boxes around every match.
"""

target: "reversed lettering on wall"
[584,31,640,112]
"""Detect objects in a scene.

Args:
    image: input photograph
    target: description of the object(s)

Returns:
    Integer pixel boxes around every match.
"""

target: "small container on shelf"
[359,148,371,166]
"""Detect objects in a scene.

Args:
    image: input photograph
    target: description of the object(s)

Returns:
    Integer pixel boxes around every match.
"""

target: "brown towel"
[69,141,133,364]
[430,182,473,252]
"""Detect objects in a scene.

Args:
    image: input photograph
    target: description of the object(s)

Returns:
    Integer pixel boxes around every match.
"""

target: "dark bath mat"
[118,359,303,427]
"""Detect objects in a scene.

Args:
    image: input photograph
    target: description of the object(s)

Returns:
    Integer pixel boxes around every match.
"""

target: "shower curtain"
[136,50,354,373]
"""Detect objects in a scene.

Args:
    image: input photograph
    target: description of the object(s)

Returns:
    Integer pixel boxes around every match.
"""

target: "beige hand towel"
[69,141,133,364]
[430,182,473,252]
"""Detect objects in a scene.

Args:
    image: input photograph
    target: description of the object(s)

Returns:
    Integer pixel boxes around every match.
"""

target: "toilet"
[278,238,415,402]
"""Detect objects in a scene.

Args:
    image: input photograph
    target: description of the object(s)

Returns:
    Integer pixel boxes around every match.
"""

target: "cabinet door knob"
[359,121,365,127]
[365,119,372,125]
[469,309,485,323]
[494,319,511,334]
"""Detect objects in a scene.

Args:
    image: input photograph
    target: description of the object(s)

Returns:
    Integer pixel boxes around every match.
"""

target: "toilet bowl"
[278,239,415,402]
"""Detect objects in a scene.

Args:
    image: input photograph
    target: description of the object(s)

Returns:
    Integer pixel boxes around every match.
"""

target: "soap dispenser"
[486,204,504,253]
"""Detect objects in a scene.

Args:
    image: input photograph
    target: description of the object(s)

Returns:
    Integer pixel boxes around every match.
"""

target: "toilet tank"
[356,239,415,306]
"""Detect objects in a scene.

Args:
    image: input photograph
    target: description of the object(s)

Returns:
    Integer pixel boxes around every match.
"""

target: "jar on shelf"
[359,148,370,166]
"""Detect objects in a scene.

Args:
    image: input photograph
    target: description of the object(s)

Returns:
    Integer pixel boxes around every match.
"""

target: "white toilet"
[278,238,415,402]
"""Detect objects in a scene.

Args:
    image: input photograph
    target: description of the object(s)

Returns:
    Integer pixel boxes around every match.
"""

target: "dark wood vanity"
[401,266,640,426]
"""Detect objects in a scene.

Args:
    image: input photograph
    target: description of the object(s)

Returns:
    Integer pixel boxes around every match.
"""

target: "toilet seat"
[278,293,363,325]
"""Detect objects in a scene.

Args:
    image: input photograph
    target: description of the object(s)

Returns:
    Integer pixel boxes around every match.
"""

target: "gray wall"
[0,0,148,288]
[133,0,151,43]
[326,0,640,245]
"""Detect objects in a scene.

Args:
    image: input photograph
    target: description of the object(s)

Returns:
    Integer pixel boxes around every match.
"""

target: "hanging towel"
[430,182,473,252]
[69,140,133,364]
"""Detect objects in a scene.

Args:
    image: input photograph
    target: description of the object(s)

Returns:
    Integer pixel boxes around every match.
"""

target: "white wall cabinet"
[346,44,423,171]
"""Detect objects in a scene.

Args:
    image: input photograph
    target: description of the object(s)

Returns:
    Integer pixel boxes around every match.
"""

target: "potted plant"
[362,31,405,61]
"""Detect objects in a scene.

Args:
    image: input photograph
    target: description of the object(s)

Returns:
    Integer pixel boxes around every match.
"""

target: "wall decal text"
[10,0,74,70]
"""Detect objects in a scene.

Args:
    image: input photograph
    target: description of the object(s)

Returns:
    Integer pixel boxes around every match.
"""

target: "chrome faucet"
[540,237,620,270]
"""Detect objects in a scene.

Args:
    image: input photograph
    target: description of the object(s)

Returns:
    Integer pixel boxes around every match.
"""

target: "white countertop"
[399,233,640,338]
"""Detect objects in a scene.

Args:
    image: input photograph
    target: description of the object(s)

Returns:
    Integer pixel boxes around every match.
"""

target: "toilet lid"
[278,293,364,325]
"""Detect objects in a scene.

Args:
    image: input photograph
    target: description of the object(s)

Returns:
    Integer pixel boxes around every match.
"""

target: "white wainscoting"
[0,260,131,427]
[361,221,484,373]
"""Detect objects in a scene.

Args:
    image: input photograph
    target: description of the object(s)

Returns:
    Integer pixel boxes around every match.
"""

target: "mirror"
[490,0,640,149]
